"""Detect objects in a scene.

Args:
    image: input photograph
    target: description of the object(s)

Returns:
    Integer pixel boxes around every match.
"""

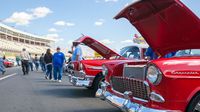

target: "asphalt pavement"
[0,67,120,112]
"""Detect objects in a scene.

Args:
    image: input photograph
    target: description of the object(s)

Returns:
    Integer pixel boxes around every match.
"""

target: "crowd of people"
[20,47,66,82]
[1,41,176,78]
[0,41,83,82]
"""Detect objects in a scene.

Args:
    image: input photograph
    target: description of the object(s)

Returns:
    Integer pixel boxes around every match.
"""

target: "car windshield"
[120,46,140,59]
[175,49,200,57]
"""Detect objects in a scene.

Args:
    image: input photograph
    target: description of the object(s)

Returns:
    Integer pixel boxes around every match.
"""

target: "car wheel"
[93,74,105,95]
[187,93,200,112]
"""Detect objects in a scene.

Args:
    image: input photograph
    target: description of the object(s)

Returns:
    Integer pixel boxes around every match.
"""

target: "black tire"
[187,93,200,112]
[92,74,105,96]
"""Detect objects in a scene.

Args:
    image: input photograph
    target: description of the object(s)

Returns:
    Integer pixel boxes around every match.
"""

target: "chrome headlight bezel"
[146,64,162,85]
[102,65,108,76]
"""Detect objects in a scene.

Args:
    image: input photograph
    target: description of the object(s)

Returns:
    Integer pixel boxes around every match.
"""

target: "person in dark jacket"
[44,49,53,80]
[34,54,40,71]
[29,53,34,71]
[53,47,65,82]
[39,53,46,72]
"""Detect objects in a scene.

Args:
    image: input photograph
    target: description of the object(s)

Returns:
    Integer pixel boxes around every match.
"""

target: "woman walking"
[44,49,53,80]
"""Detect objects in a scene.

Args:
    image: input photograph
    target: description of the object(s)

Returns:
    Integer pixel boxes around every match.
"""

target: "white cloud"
[66,22,75,27]
[4,6,52,26]
[105,0,118,2]
[4,12,33,25]
[121,39,133,44]
[100,39,114,45]
[54,21,66,26]
[94,21,103,26]
[48,28,57,32]
[54,21,75,27]
[94,19,105,26]
[32,7,52,18]
[45,33,64,42]
[67,40,73,45]
[46,33,59,38]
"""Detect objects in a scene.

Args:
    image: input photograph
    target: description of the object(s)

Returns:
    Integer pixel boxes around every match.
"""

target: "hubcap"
[194,101,200,112]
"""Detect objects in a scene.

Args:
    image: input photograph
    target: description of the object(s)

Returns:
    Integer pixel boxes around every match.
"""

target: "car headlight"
[146,65,162,85]
[102,65,108,76]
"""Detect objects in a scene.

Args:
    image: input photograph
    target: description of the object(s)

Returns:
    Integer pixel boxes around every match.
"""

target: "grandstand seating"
[0,38,48,54]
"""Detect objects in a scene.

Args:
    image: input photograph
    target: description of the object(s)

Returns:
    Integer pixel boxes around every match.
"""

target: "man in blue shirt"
[53,47,65,82]
[145,47,158,60]
[145,47,176,60]
[71,42,83,61]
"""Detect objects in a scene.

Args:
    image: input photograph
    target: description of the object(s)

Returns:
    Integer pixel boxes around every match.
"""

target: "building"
[0,23,54,57]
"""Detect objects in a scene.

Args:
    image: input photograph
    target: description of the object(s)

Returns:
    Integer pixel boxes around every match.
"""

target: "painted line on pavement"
[0,73,17,81]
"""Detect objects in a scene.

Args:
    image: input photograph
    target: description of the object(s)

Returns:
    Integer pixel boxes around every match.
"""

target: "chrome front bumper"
[68,74,94,87]
[96,82,180,112]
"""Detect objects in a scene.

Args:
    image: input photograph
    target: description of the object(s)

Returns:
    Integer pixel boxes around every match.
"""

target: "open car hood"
[73,36,121,59]
[115,0,200,56]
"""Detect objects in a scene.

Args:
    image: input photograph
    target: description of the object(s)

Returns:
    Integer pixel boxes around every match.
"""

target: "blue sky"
[0,0,199,52]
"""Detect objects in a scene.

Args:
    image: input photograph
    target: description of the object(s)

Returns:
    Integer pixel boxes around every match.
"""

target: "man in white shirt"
[20,48,30,75]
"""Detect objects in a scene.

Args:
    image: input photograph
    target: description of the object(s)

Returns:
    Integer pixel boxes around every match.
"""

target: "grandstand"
[0,23,54,57]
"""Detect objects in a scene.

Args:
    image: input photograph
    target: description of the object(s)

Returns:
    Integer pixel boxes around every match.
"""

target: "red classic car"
[96,0,200,112]
[68,36,147,95]
[4,59,14,67]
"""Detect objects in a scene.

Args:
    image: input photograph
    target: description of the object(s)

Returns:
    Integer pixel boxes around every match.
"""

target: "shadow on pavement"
[39,87,95,98]
[70,108,121,112]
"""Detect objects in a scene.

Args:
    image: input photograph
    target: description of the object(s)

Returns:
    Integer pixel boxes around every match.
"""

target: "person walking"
[20,48,30,75]
[39,53,46,72]
[34,54,40,71]
[67,51,72,64]
[53,47,65,82]
[16,56,20,66]
[71,42,83,61]
[29,53,34,71]
[44,49,53,80]
[0,56,6,75]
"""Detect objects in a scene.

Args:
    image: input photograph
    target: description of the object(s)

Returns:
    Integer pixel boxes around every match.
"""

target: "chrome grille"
[111,76,150,100]
[123,65,146,80]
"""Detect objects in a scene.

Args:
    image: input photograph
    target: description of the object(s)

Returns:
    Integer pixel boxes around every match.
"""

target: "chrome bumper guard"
[96,82,180,112]
[68,75,94,87]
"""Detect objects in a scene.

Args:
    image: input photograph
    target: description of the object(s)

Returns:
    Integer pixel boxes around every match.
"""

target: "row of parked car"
[66,0,200,112]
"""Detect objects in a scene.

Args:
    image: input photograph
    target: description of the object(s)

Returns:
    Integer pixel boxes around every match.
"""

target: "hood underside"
[73,36,121,59]
[115,0,200,56]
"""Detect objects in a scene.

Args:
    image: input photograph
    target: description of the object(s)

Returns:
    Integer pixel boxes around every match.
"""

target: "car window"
[120,46,140,59]
[175,49,200,57]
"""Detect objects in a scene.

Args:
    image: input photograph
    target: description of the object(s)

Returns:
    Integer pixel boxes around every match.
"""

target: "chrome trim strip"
[124,64,146,67]
[88,66,103,70]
